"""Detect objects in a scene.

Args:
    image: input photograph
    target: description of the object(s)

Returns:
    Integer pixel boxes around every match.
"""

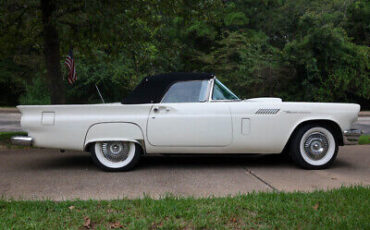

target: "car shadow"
[26,152,351,171]
[137,154,295,169]
[26,152,293,171]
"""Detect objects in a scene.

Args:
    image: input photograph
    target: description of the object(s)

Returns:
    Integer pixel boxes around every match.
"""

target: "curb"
[0,108,19,113]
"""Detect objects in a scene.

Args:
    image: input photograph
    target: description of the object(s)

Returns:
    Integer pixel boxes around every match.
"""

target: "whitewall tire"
[289,124,338,169]
[90,141,141,171]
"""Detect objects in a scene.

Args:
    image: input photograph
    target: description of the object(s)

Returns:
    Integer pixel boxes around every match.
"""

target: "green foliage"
[0,0,369,107]
[224,12,249,26]
[198,30,282,99]
[283,12,370,101]
[19,76,50,105]
[187,21,218,40]
[0,59,26,106]
[345,0,370,46]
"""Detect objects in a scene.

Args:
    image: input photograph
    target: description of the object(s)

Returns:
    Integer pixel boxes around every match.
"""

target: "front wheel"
[289,124,338,169]
[90,141,141,171]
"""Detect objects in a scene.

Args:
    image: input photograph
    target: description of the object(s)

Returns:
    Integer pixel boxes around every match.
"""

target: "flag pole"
[95,84,105,103]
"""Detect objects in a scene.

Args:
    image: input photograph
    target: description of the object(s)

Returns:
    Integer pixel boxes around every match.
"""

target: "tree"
[0,0,369,107]
[1,0,174,104]
[41,0,65,103]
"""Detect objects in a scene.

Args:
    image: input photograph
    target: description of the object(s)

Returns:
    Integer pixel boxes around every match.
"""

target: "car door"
[146,80,232,147]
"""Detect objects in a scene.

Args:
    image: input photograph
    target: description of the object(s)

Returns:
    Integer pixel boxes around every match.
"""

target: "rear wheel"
[90,141,141,171]
[289,124,338,169]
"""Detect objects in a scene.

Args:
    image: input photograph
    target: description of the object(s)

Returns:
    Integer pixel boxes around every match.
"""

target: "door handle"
[153,106,170,113]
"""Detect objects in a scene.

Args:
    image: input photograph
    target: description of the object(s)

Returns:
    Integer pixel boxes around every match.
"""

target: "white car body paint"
[147,103,232,147]
[18,99,360,154]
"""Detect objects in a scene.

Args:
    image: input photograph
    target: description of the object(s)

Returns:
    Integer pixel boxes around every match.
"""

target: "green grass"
[0,186,369,229]
[359,135,370,145]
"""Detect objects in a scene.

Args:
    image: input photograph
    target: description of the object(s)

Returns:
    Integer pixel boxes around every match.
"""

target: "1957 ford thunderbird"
[12,72,362,171]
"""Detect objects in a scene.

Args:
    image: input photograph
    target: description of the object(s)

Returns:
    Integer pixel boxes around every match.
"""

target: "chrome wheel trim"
[101,142,129,162]
[95,141,136,169]
[299,127,335,166]
[303,132,329,160]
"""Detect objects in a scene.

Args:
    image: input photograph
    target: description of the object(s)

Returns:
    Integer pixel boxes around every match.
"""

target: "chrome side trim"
[343,129,362,145]
[284,110,311,114]
[11,136,33,146]
[208,78,215,102]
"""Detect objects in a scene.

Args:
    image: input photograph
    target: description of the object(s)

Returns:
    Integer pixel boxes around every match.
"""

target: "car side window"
[212,79,239,100]
[161,80,209,103]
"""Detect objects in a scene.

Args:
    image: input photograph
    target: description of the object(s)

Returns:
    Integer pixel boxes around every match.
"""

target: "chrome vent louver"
[255,109,280,115]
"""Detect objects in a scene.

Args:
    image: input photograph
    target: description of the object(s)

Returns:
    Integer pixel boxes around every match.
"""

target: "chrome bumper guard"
[343,129,362,145]
[11,136,33,146]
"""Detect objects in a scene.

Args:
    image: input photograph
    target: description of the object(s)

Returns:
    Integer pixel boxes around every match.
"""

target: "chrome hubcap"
[304,132,329,160]
[101,142,129,162]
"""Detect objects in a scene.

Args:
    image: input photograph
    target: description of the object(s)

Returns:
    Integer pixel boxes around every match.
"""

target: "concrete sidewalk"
[0,145,368,200]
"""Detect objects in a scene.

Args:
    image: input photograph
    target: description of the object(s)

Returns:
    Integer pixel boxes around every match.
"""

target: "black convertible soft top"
[122,72,214,104]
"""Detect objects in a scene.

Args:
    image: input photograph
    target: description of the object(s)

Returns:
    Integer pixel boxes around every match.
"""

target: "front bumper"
[11,136,33,146]
[343,129,362,145]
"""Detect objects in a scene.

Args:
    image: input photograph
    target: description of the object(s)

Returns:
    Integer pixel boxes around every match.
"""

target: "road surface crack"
[243,167,279,192]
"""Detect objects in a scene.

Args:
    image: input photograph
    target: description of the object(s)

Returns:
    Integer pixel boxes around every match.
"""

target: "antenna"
[95,84,105,103]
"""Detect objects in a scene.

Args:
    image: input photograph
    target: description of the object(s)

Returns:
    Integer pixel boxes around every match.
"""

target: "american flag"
[64,49,77,84]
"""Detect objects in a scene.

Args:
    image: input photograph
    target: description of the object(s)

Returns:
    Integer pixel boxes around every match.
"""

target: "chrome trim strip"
[343,129,363,145]
[208,78,215,102]
[284,110,311,114]
[11,136,33,146]
[205,79,213,102]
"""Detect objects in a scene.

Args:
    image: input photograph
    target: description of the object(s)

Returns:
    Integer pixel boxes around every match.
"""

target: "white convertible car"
[12,73,361,171]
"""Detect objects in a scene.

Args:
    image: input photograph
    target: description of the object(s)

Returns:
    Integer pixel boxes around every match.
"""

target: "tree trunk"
[41,0,65,104]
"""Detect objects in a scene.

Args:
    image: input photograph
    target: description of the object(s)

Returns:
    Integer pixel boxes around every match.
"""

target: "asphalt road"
[1,112,369,134]
[0,145,368,200]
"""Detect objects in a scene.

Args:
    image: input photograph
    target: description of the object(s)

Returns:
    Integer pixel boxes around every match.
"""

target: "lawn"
[0,186,369,229]
[359,135,370,145]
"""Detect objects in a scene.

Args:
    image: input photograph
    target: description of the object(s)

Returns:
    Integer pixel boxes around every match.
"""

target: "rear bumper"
[11,136,33,146]
[343,129,362,145]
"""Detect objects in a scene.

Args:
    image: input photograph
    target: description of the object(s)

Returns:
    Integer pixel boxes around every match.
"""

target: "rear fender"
[84,122,145,151]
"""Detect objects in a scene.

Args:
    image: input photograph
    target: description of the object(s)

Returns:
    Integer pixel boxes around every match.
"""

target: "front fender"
[285,116,344,149]
[84,122,145,151]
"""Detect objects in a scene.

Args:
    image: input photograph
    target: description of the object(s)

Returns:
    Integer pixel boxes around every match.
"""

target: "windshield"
[212,79,239,101]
